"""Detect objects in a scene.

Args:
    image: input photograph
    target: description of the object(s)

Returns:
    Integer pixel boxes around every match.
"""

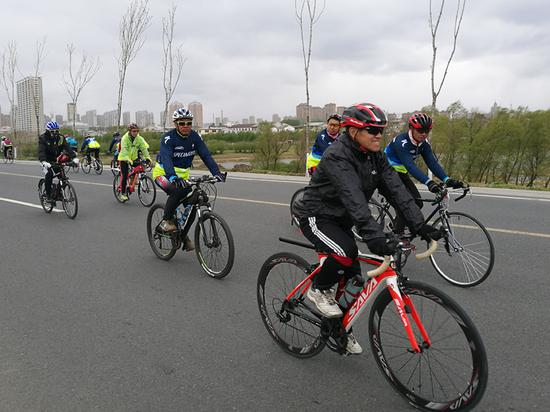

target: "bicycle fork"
[386,277,431,353]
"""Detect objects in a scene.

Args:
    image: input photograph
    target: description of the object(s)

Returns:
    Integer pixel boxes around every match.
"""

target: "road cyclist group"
[28,102,490,410]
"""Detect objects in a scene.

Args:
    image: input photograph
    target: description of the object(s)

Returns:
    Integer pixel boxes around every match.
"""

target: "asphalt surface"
[1,160,549,411]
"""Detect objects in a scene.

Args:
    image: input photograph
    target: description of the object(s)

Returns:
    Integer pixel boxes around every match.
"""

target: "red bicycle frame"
[118,163,145,194]
[284,253,432,353]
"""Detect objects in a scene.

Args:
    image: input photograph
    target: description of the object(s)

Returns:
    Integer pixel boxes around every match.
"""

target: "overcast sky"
[1,0,549,123]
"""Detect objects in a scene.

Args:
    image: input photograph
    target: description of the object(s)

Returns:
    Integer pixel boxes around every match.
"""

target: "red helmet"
[57,153,70,164]
[408,113,433,130]
[127,123,139,131]
[341,103,388,129]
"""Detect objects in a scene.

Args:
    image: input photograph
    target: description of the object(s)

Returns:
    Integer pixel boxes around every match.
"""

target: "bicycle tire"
[289,187,305,226]
[257,252,325,358]
[369,280,488,411]
[94,158,103,175]
[430,211,495,287]
[81,158,91,174]
[352,200,395,241]
[146,203,178,260]
[62,182,78,219]
[37,179,54,213]
[110,159,119,176]
[7,149,14,164]
[194,211,235,279]
[138,175,156,207]
[112,175,128,203]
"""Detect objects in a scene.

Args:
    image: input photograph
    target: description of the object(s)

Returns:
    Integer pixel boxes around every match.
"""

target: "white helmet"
[172,108,193,121]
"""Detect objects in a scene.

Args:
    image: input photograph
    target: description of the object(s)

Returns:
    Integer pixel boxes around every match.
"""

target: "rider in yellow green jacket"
[118,123,152,201]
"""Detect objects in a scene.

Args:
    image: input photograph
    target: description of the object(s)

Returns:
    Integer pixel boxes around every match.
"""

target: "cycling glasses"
[363,126,385,136]
[176,121,193,126]
[415,128,431,134]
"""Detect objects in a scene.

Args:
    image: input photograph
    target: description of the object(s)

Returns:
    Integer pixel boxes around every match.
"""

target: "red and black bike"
[112,160,156,207]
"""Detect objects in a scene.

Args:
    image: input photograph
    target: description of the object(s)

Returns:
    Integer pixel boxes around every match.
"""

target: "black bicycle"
[81,154,103,174]
[146,175,235,279]
[3,146,14,164]
[356,186,495,287]
[37,154,79,219]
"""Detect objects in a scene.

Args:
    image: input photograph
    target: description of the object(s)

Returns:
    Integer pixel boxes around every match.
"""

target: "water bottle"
[338,275,365,310]
[176,204,193,226]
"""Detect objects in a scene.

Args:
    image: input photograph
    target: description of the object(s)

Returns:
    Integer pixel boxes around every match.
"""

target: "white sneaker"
[307,287,343,318]
[346,332,363,354]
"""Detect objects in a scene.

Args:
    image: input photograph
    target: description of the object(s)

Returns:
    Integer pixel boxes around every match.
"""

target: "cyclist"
[1,136,13,159]
[80,133,101,166]
[384,113,465,234]
[153,107,227,251]
[108,131,121,153]
[306,114,342,176]
[65,135,78,157]
[38,122,71,203]
[118,123,152,201]
[293,103,440,354]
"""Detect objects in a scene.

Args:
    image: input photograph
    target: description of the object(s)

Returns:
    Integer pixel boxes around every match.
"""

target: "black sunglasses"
[176,121,193,126]
[364,126,385,136]
[416,128,431,134]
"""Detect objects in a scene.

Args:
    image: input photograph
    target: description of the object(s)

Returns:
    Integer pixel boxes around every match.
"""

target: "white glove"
[41,161,51,174]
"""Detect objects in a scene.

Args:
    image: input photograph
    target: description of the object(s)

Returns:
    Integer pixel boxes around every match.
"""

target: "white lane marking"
[0,196,63,212]
[2,170,550,238]
[452,223,550,239]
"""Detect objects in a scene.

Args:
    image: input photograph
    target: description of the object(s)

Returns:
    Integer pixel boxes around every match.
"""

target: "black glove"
[366,233,399,256]
[427,180,444,195]
[215,172,227,182]
[416,224,443,242]
[170,177,189,189]
[445,178,464,189]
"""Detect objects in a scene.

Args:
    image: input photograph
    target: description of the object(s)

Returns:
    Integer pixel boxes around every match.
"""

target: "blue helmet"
[172,108,193,121]
[45,121,60,131]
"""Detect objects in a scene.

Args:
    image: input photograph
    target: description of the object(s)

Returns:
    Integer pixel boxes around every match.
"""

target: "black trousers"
[44,165,62,197]
[391,172,423,233]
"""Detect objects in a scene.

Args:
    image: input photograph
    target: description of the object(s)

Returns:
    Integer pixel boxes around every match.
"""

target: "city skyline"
[1,0,548,124]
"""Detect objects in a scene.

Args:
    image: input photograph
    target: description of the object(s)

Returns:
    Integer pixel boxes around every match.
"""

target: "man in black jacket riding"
[293,102,440,354]
[38,121,70,203]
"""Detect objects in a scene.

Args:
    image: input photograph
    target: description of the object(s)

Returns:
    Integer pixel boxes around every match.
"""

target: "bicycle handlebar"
[188,175,219,185]
[415,240,438,260]
[366,240,437,277]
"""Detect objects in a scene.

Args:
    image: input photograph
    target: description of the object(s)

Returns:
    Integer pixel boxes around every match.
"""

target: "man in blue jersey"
[384,113,464,233]
[153,107,226,249]
[306,114,342,175]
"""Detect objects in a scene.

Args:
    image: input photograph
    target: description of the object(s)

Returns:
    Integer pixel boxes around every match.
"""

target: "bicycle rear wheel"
[112,175,128,203]
[61,182,78,219]
[257,252,325,358]
[37,179,54,213]
[431,212,495,287]
[7,149,14,164]
[194,211,235,279]
[138,175,156,207]
[94,158,103,175]
[146,204,179,260]
[289,187,305,226]
[369,280,488,411]
[110,159,119,176]
[81,158,91,174]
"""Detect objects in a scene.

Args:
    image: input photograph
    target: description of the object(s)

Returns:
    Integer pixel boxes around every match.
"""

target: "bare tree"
[63,44,101,134]
[1,41,18,140]
[429,0,466,110]
[116,0,151,129]
[295,0,325,175]
[29,38,47,138]
[161,3,186,131]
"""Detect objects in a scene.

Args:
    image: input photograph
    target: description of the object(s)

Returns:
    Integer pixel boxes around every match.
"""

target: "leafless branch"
[1,41,18,139]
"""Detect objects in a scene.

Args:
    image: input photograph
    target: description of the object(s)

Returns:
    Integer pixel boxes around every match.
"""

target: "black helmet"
[341,103,388,129]
[326,113,342,123]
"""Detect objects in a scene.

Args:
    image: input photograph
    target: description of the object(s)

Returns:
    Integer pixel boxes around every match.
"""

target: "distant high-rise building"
[103,110,118,128]
[160,101,185,129]
[188,101,203,128]
[55,115,63,125]
[67,102,76,124]
[86,110,97,127]
[296,103,308,123]
[272,113,281,123]
[16,76,44,132]
[122,111,131,126]
[323,103,336,119]
[248,115,256,124]
[336,106,345,116]
[136,110,154,128]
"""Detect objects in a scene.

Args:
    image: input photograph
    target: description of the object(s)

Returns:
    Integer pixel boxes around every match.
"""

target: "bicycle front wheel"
[62,182,78,219]
[431,212,495,287]
[194,211,235,279]
[37,179,54,213]
[369,280,488,411]
[289,187,305,226]
[257,252,325,358]
[138,175,156,207]
[146,203,179,260]
[112,175,127,203]
[94,159,103,175]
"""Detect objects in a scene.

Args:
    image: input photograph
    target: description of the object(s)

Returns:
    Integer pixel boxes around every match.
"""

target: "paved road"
[1,161,549,411]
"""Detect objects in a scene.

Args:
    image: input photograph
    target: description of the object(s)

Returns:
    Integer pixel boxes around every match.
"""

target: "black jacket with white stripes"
[293,132,425,242]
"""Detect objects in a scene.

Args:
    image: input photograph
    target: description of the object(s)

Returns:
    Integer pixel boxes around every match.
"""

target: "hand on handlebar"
[445,178,465,189]
[365,233,400,256]
[169,176,189,189]
[214,172,227,182]
[416,224,443,242]
[427,180,445,195]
